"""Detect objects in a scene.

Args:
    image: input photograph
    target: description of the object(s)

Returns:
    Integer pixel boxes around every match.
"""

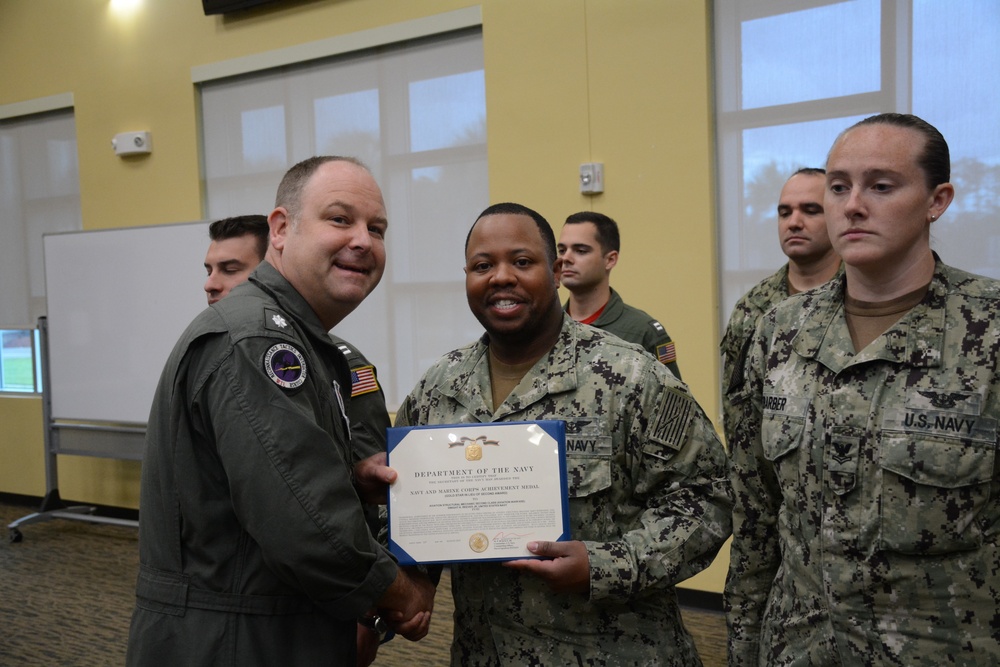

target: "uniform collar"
[440,315,581,421]
[792,261,946,372]
[248,261,334,342]
[747,265,790,311]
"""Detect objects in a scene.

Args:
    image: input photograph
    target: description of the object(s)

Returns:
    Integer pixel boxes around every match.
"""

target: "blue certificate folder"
[387,420,569,565]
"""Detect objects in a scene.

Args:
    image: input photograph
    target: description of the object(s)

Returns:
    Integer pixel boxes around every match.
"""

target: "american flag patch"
[656,341,676,365]
[351,365,379,397]
[650,389,692,447]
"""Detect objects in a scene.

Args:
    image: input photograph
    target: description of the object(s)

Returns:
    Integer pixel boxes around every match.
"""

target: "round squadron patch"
[263,343,307,389]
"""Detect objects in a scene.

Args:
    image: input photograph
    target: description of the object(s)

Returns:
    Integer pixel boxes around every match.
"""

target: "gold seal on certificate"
[466,442,481,460]
[387,421,569,565]
[469,533,489,553]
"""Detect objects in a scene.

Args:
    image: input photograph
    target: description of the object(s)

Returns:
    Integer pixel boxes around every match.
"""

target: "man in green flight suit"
[201,213,390,500]
[200,212,394,661]
[127,157,433,666]
[558,211,682,378]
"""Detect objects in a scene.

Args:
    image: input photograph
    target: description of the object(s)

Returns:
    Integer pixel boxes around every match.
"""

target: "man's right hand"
[377,567,435,641]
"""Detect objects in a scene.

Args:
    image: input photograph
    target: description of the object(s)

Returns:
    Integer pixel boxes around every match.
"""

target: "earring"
[930,214,937,221]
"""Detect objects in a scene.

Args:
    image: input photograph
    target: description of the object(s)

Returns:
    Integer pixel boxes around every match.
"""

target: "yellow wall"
[0,0,724,592]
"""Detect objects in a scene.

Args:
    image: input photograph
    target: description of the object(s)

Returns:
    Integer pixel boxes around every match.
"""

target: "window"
[0,104,82,393]
[0,329,42,393]
[715,0,1000,324]
[199,24,487,409]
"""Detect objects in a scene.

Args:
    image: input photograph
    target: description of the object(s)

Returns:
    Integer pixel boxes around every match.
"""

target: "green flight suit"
[566,287,682,379]
[126,262,397,667]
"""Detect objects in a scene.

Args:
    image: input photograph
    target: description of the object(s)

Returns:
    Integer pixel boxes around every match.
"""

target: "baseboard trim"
[0,492,139,522]
[677,587,723,613]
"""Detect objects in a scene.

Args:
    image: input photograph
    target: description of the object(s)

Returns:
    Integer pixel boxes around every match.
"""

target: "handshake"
[353,453,437,665]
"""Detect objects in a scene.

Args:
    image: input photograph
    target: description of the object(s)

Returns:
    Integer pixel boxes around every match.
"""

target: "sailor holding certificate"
[393,203,732,666]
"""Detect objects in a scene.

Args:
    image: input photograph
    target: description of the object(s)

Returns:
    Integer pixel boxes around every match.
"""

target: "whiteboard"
[44,222,210,424]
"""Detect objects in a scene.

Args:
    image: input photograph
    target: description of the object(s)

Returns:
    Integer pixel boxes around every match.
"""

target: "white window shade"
[199,28,488,409]
[0,109,82,328]
[715,0,1000,328]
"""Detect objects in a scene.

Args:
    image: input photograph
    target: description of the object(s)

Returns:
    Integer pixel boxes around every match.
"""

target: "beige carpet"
[1,500,725,665]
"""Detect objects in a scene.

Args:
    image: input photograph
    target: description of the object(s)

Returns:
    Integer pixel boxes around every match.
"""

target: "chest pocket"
[879,408,996,554]
[563,418,613,537]
[761,395,810,535]
[564,435,612,497]
[761,396,809,474]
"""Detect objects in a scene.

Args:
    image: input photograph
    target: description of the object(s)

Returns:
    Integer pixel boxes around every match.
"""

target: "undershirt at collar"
[488,347,538,411]
[577,300,607,325]
[844,281,930,352]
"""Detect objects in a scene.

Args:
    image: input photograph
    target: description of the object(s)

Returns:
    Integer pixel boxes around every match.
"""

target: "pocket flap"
[881,435,994,489]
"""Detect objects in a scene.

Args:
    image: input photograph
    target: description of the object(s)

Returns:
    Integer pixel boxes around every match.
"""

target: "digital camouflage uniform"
[720,265,790,449]
[566,287,682,379]
[396,314,731,667]
[725,261,1000,667]
[127,262,397,667]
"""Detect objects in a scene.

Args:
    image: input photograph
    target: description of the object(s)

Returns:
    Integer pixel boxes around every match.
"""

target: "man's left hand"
[502,540,590,594]
[353,452,396,505]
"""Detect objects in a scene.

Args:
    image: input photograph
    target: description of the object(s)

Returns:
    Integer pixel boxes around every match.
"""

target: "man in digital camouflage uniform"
[720,168,840,448]
[396,202,732,666]
[127,157,433,666]
[725,114,1000,666]
[558,211,682,378]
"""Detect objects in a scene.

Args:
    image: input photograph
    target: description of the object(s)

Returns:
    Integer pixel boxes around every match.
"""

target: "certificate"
[387,420,569,565]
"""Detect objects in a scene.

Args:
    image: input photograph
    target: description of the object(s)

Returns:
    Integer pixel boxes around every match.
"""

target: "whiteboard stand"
[7,318,140,543]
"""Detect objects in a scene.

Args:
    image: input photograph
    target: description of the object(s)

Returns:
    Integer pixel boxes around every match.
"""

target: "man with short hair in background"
[558,211,682,378]
[203,214,270,305]
[720,167,841,446]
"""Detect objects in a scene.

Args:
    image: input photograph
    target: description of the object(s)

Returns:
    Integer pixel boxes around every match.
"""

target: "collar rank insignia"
[264,343,307,389]
[265,308,291,332]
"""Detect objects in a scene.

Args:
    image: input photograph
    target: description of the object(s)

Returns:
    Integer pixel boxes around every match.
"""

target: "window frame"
[193,8,487,410]
[0,93,80,395]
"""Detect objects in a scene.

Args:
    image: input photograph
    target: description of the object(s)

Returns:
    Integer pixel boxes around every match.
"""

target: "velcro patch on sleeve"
[649,389,692,448]
[263,343,307,389]
[350,365,380,397]
[656,341,676,365]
